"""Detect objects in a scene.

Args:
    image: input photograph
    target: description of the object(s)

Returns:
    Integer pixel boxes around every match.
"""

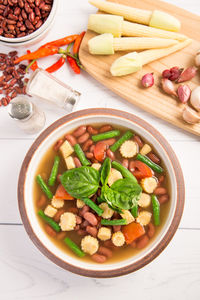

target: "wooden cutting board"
[79,0,200,136]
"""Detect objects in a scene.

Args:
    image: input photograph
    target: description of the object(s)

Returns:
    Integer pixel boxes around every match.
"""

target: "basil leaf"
[111,178,142,209]
[100,157,111,186]
[102,178,142,210]
[61,166,100,198]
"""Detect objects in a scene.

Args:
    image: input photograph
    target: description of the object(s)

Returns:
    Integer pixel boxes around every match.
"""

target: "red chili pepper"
[15,45,59,64]
[45,55,66,73]
[67,56,80,74]
[73,31,86,55]
[27,50,39,71]
[40,35,79,49]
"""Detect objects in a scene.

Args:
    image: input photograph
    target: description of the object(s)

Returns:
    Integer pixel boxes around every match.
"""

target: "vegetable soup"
[34,123,170,264]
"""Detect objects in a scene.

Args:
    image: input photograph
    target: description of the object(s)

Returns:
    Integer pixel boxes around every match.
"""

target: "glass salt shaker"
[26,69,81,112]
[8,96,46,134]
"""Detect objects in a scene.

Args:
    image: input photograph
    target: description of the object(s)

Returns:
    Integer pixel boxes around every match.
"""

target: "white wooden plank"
[0,139,199,229]
[0,225,199,299]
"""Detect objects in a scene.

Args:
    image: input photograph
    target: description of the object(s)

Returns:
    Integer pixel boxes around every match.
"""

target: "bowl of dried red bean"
[0,0,58,46]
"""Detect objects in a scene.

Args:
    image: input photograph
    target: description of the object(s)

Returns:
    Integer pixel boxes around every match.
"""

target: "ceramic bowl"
[0,0,58,47]
[18,108,185,277]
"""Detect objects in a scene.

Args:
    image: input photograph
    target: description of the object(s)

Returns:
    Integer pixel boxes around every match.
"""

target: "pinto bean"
[98,246,113,258]
[45,224,57,237]
[54,139,63,151]
[133,135,143,148]
[53,208,66,223]
[147,223,155,238]
[106,149,115,160]
[136,235,149,249]
[90,145,95,153]
[91,253,107,263]
[103,138,116,146]
[158,175,165,183]
[99,125,113,133]
[154,187,167,195]
[65,134,77,146]
[122,159,129,169]
[77,229,87,236]
[147,153,161,164]
[56,231,67,240]
[83,212,98,226]
[129,160,135,172]
[81,220,89,228]
[82,139,93,152]
[159,194,169,204]
[68,207,78,214]
[113,224,121,232]
[104,240,118,250]
[86,225,97,237]
[76,216,82,224]
[37,195,47,208]
[77,133,90,144]
[73,125,87,137]
[87,125,98,135]
[74,157,82,167]
[79,205,89,217]
[74,225,80,231]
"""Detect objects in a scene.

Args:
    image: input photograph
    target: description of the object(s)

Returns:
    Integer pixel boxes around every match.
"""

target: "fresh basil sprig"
[99,157,111,186]
[61,166,100,198]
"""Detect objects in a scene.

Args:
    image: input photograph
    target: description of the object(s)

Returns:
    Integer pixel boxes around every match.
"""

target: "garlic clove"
[177,84,191,104]
[161,78,177,97]
[182,105,200,124]
[177,66,198,83]
[190,86,200,112]
[195,49,200,67]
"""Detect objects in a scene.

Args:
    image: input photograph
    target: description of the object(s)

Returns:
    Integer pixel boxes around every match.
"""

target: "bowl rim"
[18,108,185,278]
[0,0,58,44]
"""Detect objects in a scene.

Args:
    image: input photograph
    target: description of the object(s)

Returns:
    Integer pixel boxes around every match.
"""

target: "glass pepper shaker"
[26,69,81,111]
[8,96,46,134]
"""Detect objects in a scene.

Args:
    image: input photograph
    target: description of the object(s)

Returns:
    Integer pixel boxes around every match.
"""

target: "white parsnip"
[89,0,181,32]
[88,15,187,41]
[110,39,192,76]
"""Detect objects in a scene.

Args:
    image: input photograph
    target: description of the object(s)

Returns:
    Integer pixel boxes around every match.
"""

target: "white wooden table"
[0,0,200,299]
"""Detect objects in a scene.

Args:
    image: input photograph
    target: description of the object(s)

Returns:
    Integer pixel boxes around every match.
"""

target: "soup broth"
[34,123,171,264]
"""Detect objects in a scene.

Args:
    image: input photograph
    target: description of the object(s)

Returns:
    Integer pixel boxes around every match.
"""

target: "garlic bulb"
[190,86,200,112]
[182,106,200,124]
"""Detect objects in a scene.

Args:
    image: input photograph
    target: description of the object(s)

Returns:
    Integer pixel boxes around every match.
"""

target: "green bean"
[74,144,91,166]
[48,156,60,186]
[111,161,137,183]
[64,237,85,257]
[38,209,61,232]
[36,175,53,199]
[110,130,133,152]
[151,195,160,226]
[101,219,127,226]
[91,130,120,142]
[82,197,103,216]
[131,204,138,218]
[136,153,163,173]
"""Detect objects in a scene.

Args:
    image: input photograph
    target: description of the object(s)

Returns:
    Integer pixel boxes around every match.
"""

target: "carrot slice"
[55,184,74,200]
[122,222,145,244]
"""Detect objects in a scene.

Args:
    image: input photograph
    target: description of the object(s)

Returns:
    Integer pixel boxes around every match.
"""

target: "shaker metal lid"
[8,96,33,120]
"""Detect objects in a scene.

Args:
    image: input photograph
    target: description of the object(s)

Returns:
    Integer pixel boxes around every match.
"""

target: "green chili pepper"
[81,197,103,216]
[36,175,53,199]
[64,237,85,257]
[74,144,91,166]
[48,156,60,186]
[152,194,160,226]
[101,219,127,226]
[111,161,137,183]
[38,209,61,232]
[91,130,120,142]
[136,153,163,173]
[110,130,133,152]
